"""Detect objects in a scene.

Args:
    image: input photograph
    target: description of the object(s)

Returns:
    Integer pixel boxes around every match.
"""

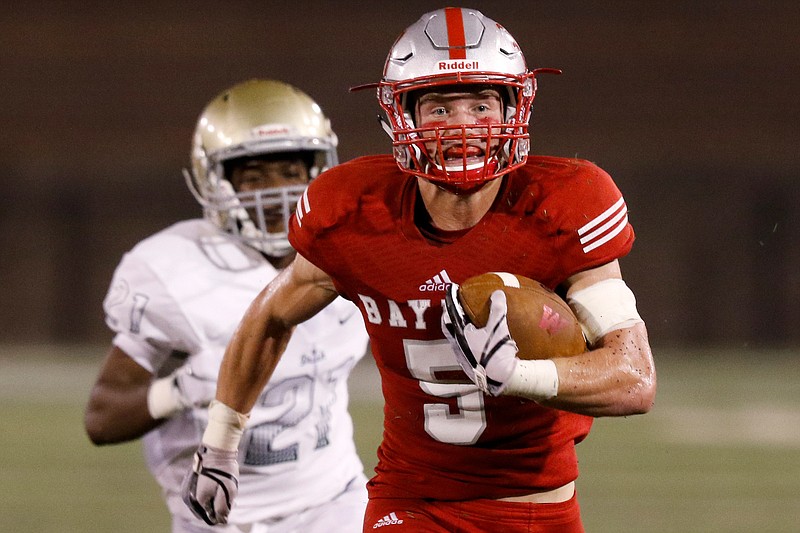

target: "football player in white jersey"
[84,79,371,533]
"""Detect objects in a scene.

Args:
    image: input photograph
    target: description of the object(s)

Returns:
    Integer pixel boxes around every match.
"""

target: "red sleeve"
[289,164,345,279]
[533,158,635,279]
[289,155,401,295]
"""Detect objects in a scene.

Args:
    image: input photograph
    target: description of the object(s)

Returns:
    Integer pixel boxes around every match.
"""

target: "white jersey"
[103,219,370,525]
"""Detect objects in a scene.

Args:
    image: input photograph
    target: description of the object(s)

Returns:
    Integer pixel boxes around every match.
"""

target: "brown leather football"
[457,272,587,360]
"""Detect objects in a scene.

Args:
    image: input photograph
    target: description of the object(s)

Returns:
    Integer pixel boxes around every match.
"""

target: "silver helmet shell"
[377,7,545,188]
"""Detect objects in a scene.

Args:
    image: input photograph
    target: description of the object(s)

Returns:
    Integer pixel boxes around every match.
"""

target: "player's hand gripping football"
[442,283,519,396]
[181,444,239,525]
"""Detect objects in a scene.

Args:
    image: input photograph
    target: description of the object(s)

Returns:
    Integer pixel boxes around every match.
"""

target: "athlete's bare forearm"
[215,285,294,413]
[215,254,338,414]
[543,323,656,416]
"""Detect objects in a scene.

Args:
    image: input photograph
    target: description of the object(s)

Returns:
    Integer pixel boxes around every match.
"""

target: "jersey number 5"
[404,339,486,445]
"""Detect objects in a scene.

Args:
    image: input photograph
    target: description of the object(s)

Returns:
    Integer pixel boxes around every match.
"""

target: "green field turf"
[1,345,798,532]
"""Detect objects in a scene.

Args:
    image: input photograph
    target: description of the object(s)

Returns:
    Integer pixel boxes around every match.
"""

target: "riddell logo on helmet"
[253,125,291,137]
[437,60,479,70]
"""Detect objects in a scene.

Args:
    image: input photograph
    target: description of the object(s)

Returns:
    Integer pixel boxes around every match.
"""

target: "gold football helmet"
[184,79,338,257]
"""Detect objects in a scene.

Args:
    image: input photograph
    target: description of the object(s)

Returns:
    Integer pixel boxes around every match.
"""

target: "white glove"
[181,444,239,525]
[441,283,519,396]
[147,364,217,419]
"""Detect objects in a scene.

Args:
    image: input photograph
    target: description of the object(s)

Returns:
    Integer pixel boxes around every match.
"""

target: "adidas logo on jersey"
[373,512,404,528]
[419,269,452,292]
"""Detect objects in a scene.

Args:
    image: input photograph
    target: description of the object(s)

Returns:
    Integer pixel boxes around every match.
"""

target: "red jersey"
[289,154,635,501]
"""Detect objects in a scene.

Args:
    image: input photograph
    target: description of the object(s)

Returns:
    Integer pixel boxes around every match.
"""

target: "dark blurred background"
[1,0,797,348]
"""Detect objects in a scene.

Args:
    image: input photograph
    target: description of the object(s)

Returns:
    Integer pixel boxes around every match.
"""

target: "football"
[457,272,587,360]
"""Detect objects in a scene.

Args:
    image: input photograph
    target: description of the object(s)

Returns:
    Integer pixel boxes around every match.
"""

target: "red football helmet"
[371,7,559,191]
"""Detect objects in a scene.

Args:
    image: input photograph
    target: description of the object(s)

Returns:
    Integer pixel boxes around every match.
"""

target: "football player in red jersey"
[182,7,656,532]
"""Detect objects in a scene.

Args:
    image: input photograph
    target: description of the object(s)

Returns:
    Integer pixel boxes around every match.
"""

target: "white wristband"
[202,400,249,452]
[147,375,183,420]
[503,359,559,400]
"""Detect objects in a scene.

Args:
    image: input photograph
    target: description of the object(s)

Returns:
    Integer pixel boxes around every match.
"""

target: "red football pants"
[363,492,584,532]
